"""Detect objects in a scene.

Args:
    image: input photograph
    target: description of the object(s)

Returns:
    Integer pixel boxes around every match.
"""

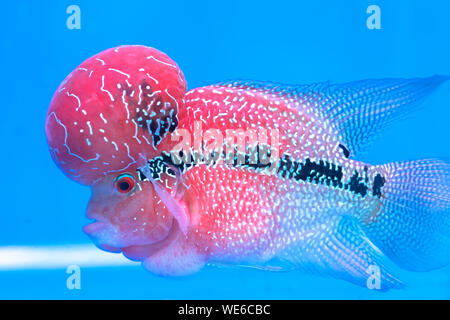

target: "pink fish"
[46,45,450,290]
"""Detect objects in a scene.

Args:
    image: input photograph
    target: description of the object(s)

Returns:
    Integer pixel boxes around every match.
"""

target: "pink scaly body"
[180,85,382,266]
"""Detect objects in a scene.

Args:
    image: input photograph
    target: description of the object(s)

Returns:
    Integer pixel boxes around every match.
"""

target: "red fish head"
[83,170,177,253]
[45,45,190,257]
[83,165,191,257]
[45,45,187,186]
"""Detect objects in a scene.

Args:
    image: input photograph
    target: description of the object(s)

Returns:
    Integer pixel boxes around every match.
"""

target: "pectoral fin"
[138,162,190,235]
[149,176,190,235]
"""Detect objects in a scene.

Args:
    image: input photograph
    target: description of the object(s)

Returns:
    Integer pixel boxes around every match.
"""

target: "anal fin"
[274,215,403,291]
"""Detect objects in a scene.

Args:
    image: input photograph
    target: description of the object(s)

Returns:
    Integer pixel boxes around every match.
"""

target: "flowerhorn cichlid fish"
[45,45,450,290]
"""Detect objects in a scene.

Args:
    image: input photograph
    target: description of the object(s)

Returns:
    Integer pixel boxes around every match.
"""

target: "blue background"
[0,0,449,299]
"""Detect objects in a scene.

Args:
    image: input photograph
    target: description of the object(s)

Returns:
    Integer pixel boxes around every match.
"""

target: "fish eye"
[115,174,135,193]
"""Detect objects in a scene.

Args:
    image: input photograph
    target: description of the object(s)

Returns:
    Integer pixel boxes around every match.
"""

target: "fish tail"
[366,159,450,271]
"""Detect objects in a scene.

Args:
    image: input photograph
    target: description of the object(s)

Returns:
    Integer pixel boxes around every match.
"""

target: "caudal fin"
[366,159,450,272]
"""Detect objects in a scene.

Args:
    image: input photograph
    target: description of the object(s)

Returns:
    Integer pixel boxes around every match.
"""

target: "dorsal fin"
[217,76,448,156]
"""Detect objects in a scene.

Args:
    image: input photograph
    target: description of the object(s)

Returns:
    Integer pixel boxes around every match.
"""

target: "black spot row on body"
[276,155,385,199]
[159,144,276,172]
[141,150,385,199]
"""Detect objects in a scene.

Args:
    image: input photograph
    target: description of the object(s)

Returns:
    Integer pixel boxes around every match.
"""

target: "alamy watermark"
[366,5,381,30]
[366,264,381,290]
[66,5,81,30]
[168,121,281,171]
[66,264,81,290]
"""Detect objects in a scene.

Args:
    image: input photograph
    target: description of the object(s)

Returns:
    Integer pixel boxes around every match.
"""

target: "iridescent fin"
[365,159,450,272]
[274,215,403,291]
[317,76,448,155]
[218,76,448,156]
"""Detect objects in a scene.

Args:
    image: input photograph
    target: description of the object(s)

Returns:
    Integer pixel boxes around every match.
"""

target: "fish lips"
[83,221,124,253]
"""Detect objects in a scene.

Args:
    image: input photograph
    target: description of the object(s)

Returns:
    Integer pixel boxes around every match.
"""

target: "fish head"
[84,169,183,253]
[45,45,190,258]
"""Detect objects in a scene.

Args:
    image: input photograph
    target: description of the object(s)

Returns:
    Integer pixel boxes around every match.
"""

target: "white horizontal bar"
[0,244,139,270]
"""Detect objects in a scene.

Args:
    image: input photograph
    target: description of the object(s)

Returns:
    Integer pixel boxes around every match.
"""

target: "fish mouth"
[83,217,181,261]
[83,220,124,253]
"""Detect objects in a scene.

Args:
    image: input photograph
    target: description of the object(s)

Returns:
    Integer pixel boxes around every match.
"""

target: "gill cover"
[137,159,190,235]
